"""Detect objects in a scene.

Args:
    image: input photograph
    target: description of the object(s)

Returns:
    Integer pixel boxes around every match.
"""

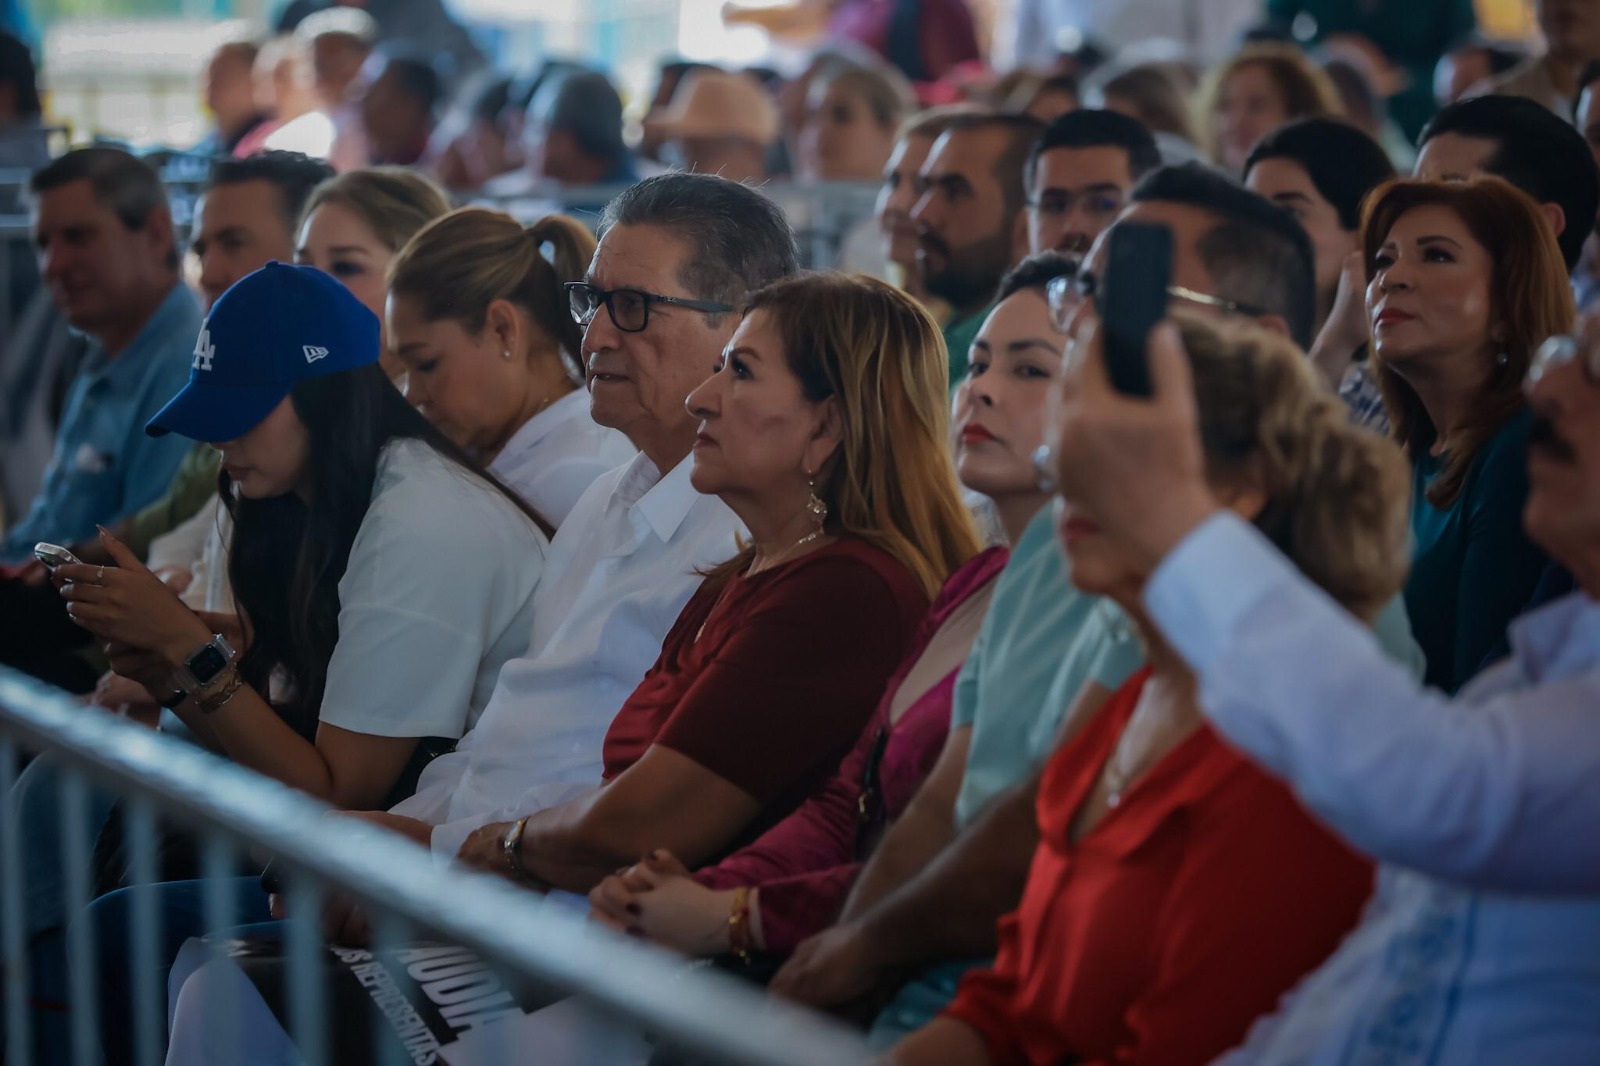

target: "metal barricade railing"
[0,666,874,1066]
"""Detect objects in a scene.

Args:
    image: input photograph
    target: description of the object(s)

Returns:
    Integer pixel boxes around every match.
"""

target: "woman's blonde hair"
[1177,313,1411,621]
[1361,177,1575,508]
[1197,43,1343,164]
[299,166,451,252]
[727,273,983,600]
[388,207,596,379]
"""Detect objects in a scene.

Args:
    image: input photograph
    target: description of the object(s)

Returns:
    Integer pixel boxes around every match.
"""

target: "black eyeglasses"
[1048,270,1270,329]
[565,281,735,334]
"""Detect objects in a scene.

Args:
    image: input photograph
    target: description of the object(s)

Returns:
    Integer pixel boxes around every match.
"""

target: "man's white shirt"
[390,451,743,861]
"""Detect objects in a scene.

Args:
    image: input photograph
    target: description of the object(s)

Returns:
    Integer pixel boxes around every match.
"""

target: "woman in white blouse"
[386,208,636,524]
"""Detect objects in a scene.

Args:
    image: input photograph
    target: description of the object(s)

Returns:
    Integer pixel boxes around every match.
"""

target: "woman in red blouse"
[586,255,1079,959]
[889,315,1415,1065]
[458,272,986,893]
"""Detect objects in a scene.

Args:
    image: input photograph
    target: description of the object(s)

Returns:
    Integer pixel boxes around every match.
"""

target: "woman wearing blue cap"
[54,261,550,811]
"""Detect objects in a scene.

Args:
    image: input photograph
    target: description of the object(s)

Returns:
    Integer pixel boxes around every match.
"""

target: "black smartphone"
[1098,222,1173,398]
[259,859,284,895]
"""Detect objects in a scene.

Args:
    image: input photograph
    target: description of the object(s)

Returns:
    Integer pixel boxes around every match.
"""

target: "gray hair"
[597,173,799,316]
[30,147,176,268]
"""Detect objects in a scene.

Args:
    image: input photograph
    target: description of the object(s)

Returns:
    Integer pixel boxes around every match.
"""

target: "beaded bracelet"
[728,885,753,962]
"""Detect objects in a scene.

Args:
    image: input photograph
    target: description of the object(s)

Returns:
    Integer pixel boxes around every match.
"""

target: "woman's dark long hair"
[222,364,550,737]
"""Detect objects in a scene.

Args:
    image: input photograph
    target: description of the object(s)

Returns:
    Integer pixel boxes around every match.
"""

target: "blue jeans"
[80,876,275,1066]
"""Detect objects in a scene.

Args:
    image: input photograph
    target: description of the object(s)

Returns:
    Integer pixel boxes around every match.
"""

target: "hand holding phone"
[33,542,83,572]
[1098,222,1173,398]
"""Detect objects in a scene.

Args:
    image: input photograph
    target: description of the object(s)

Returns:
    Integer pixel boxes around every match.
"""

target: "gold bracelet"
[193,666,245,715]
[728,885,752,962]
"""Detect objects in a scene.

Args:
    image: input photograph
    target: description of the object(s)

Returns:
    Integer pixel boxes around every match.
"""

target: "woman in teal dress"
[1362,177,1571,692]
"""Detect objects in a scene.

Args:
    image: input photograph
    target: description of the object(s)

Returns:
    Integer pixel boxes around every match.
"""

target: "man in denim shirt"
[0,148,198,690]
[1,147,198,562]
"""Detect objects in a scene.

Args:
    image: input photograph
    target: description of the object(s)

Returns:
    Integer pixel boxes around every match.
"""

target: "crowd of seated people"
[1,2,1599,1063]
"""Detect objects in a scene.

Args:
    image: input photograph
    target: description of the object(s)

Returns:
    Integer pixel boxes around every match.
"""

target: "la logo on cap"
[192,328,215,372]
[303,345,330,364]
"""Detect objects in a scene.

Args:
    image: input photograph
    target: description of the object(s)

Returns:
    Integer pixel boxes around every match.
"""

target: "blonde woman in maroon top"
[454,272,985,893]
[890,314,1412,1066]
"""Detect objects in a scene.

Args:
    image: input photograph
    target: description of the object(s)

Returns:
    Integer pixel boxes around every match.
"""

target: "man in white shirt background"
[1051,295,1600,1062]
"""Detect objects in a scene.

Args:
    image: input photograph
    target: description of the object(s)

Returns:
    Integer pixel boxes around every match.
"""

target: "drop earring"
[805,472,828,531]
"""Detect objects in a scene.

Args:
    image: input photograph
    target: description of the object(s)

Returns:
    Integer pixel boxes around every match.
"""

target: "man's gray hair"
[598,173,799,316]
[30,147,176,268]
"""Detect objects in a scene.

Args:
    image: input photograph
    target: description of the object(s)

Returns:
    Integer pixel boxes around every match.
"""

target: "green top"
[941,305,990,392]
[121,442,219,560]
[1404,409,1549,693]
[1265,0,1478,140]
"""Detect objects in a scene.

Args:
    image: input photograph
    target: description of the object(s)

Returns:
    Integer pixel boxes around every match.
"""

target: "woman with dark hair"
[1245,118,1396,331]
[56,262,550,809]
[1245,117,1397,429]
[1361,177,1564,692]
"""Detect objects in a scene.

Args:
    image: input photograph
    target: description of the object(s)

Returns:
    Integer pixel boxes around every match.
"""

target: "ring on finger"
[96,565,106,583]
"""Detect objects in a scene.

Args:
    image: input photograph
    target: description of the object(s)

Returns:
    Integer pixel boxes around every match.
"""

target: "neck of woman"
[483,354,578,466]
[1398,348,1496,456]
[995,490,1051,546]
[735,493,831,575]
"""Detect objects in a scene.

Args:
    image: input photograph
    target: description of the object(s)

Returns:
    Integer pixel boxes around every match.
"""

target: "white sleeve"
[318,461,545,742]
[146,496,218,573]
[1144,513,1600,893]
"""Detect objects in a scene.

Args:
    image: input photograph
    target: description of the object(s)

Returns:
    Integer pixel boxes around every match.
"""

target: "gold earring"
[805,473,828,530]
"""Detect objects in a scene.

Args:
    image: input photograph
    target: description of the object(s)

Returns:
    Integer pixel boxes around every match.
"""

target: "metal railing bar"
[0,738,32,1065]
[125,797,164,1066]
[61,769,100,1066]
[285,874,329,1066]
[200,836,241,1063]
[0,669,872,1066]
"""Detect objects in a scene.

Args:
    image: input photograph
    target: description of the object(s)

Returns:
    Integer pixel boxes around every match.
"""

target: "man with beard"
[910,112,1044,387]
[1025,109,1160,259]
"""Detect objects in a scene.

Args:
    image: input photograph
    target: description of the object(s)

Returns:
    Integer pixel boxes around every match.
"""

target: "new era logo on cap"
[303,345,330,363]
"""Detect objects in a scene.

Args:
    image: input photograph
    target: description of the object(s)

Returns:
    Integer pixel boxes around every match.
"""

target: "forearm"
[883,1018,992,1066]
[171,685,342,801]
[841,799,955,919]
[853,778,1039,968]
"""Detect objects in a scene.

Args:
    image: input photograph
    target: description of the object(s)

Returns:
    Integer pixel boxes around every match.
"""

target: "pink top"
[695,547,1009,952]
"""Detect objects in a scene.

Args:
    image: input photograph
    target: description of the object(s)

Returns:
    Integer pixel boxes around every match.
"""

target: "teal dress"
[1404,409,1549,693]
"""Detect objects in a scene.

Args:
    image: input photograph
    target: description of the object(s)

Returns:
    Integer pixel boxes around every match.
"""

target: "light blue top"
[1,283,201,562]
[1147,513,1600,1065]
[951,505,1144,825]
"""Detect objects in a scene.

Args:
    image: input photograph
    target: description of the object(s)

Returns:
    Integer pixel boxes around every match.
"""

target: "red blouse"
[694,547,1009,952]
[601,537,929,853]
[942,669,1373,1066]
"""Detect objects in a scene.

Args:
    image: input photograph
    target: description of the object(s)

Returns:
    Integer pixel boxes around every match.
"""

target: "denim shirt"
[1,283,201,562]
[1147,514,1600,1065]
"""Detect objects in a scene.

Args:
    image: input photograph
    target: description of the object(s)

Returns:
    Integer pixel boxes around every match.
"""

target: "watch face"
[188,644,229,685]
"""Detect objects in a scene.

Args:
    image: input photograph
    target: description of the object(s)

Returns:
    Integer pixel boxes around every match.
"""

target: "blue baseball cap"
[146,261,380,441]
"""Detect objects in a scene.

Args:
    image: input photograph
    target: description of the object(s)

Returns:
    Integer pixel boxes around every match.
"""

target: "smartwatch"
[172,634,236,694]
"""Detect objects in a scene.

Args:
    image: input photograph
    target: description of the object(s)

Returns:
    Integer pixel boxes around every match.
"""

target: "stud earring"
[502,348,513,360]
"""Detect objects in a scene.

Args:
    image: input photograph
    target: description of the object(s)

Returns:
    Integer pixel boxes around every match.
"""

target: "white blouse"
[317,438,547,740]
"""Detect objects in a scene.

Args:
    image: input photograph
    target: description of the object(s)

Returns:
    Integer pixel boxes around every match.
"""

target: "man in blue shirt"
[1,147,198,560]
[0,147,199,687]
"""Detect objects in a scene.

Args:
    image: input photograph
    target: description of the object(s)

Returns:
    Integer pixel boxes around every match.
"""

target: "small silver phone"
[32,542,82,571]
